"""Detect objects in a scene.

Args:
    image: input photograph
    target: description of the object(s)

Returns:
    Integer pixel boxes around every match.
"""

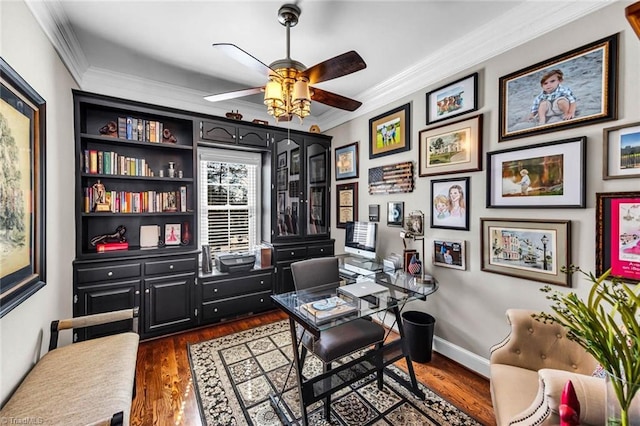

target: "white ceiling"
[26,0,611,131]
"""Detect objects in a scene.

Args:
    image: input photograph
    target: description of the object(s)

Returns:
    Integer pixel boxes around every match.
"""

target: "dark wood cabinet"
[200,119,271,148]
[144,271,195,336]
[272,240,334,294]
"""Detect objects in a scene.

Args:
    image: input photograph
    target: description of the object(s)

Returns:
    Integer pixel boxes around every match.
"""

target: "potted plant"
[535,266,640,426]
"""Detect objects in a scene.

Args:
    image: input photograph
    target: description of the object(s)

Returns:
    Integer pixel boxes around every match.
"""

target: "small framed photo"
[369,103,411,159]
[603,122,640,180]
[308,153,326,184]
[277,168,288,191]
[277,151,287,169]
[431,177,470,231]
[405,211,424,236]
[387,201,404,227]
[288,180,299,198]
[499,34,618,141]
[596,191,640,282]
[290,148,300,175]
[335,142,359,181]
[418,114,483,177]
[481,218,571,287]
[336,182,358,228]
[164,223,181,246]
[309,186,325,227]
[486,137,586,208]
[426,72,478,125]
[277,192,286,214]
[433,240,466,270]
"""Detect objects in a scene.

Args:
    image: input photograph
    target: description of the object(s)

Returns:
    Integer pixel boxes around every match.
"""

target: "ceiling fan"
[204,3,366,122]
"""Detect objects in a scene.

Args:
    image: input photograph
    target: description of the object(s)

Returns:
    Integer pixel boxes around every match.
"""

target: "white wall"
[0,0,77,403]
[327,1,639,377]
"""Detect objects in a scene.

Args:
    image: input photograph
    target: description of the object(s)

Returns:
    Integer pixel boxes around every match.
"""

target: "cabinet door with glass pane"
[273,132,304,239]
[306,137,330,237]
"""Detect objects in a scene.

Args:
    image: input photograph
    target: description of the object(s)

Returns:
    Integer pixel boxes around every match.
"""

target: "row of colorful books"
[83,149,154,177]
[117,117,166,143]
[83,187,187,213]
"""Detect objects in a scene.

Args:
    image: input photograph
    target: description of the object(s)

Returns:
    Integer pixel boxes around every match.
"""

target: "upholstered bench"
[0,308,139,426]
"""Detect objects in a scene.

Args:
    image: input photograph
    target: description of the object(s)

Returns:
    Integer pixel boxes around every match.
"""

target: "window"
[198,148,261,256]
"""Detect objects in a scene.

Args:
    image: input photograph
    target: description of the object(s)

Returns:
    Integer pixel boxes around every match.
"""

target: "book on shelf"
[298,296,358,324]
[96,241,129,253]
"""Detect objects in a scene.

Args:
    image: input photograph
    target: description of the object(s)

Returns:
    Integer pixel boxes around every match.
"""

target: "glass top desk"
[271,271,438,425]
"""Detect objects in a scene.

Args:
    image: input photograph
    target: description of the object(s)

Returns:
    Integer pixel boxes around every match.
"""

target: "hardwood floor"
[130,310,495,426]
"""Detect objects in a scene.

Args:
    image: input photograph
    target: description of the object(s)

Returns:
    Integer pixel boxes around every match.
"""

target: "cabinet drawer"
[201,273,272,301]
[76,262,142,284]
[201,291,273,322]
[200,120,237,144]
[307,243,334,257]
[145,256,196,276]
[238,126,269,147]
[276,246,307,261]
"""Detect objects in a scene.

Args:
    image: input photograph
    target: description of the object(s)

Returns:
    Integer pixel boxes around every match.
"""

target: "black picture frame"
[335,141,359,181]
[387,201,404,227]
[499,33,618,141]
[309,153,326,184]
[486,137,586,208]
[336,182,358,228]
[290,147,300,176]
[425,72,478,125]
[430,177,470,231]
[277,168,288,191]
[0,57,47,318]
[369,103,411,159]
[277,151,287,169]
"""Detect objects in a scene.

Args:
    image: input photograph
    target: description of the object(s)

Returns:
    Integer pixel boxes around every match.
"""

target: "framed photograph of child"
[486,137,586,208]
[602,122,640,180]
[430,177,470,231]
[433,240,466,270]
[425,72,478,125]
[498,33,618,141]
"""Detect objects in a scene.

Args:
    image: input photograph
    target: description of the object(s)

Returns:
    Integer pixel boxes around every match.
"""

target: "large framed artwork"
[335,141,359,181]
[596,191,640,282]
[369,103,411,159]
[336,182,358,228]
[481,218,571,287]
[425,72,478,125]
[602,122,640,180]
[486,137,586,208]
[0,58,47,318]
[419,114,482,177]
[499,33,618,141]
[430,177,470,231]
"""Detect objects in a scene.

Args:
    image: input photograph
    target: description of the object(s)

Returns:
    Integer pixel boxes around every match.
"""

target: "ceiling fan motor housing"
[278,4,301,27]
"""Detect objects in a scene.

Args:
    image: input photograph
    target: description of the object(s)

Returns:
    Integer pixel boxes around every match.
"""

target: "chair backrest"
[290,257,340,292]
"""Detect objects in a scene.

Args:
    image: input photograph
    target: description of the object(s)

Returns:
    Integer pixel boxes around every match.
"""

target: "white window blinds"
[198,148,261,254]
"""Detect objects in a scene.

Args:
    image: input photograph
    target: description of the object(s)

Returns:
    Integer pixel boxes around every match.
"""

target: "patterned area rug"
[188,320,481,425]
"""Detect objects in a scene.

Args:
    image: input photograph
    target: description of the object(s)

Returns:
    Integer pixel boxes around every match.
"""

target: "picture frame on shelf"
[433,240,466,270]
[387,201,404,227]
[308,153,326,184]
[277,168,288,191]
[486,137,586,208]
[277,192,286,214]
[290,148,300,175]
[277,151,287,169]
[480,218,571,287]
[419,114,482,177]
[425,72,478,125]
[369,103,411,159]
[164,223,181,246]
[309,186,325,227]
[0,58,47,318]
[430,177,470,231]
[602,122,640,180]
[335,141,359,181]
[499,33,618,141]
[596,191,640,282]
[336,182,358,228]
[288,179,300,198]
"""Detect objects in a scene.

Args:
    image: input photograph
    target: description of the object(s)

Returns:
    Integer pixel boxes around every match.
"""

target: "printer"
[215,252,256,273]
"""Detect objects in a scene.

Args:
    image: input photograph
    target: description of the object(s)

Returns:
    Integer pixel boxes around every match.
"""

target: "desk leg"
[391,305,426,400]
[287,317,309,426]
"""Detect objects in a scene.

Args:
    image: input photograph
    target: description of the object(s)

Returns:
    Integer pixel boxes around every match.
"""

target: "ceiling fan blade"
[299,51,367,85]
[212,43,275,75]
[204,87,264,103]
[311,87,362,111]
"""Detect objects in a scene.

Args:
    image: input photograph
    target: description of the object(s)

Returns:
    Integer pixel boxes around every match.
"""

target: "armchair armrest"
[49,307,139,351]
[510,369,605,426]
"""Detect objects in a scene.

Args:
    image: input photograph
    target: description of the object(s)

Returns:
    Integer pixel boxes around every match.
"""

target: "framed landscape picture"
[369,103,411,159]
[430,177,470,231]
[335,142,359,181]
[481,218,571,287]
[602,122,640,180]
[596,191,640,282]
[419,114,482,177]
[486,137,586,208]
[433,240,466,270]
[425,72,478,125]
[499,33,618,141]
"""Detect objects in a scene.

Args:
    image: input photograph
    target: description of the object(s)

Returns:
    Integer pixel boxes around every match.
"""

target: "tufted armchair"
[490,309,606,425]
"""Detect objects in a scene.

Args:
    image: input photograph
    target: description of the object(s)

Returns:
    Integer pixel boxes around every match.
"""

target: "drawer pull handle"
[145,289,150,294]
[260,280,264,284]
[214,288,218,293]
[291,251,295,255]
[320,248,324,252]
[260,298,264,302]
[214,308,218,312]
[107,271,113,277]
[169,265,174,269]
[135,290,140,295]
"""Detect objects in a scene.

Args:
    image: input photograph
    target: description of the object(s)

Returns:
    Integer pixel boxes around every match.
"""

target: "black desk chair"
[290,257,385,420]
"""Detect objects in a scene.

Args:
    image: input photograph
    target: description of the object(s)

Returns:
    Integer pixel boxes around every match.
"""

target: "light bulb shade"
[264,80,284,104]
[292,79,310,102]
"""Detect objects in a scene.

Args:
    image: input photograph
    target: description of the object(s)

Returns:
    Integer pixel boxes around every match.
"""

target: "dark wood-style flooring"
[131,310,496,425]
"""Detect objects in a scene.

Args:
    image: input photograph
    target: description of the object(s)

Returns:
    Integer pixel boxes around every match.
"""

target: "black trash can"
[402,311,436,363]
